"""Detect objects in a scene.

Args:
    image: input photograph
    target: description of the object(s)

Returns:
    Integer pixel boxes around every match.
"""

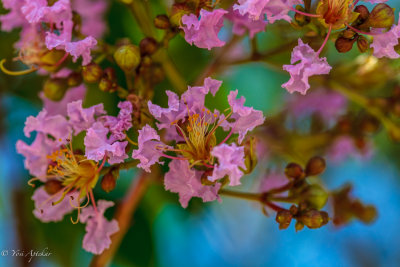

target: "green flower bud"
[43,78,68,101]
[302,184,329,210]
[82,63,103,83]
[114,44,141,73]
[40,50,66,72]
[305,156,326,176]
[154,14,171,29]
[365,3,395,29]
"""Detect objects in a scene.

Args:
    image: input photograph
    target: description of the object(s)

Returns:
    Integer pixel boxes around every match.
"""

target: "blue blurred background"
[1,0,400,266]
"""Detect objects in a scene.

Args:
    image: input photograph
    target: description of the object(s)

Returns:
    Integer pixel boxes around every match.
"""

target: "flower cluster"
[132,77,265,207]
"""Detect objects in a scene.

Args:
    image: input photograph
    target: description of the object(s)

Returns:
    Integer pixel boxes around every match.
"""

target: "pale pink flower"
[67,100,105,134]
[225,8,267,38]
[371,21,400,59]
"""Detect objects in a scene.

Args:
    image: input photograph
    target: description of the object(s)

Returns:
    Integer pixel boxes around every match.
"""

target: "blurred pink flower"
[80,200,119,255]
[181,9,228,50]
[72,0,108,38]
[164,159,220,208]
[327,136,373,163]
[282,39,331,95]
[225,8,267,38]
[0,0,26,31]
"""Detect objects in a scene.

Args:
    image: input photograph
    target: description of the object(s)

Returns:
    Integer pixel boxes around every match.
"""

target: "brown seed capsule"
[335,37,356,53]
[354,5,370,22]
[82,63,103,83]
[276,210,293,230]
[285,163,304,180]
[44,180,63,195]
[357,36,369,53]
[305,156,326,176]
[101,172,117,193]
[154,14,171,29]
[140,37,158,55]
[366,3,395,29]
[43,78,68,101]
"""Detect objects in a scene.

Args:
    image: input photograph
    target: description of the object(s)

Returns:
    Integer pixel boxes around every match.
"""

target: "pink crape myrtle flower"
[233,0,303,23]
[282,39,332,95]
[40,84,86,116]
[133,77,265,208]
[80,200,119,255]
[327,136,373,163]
[225,8,267,38]
[67,100,105,134]
[0,0,26,32]
[72,0,108,38]
[181,9,228,50]
[370,19,400,59]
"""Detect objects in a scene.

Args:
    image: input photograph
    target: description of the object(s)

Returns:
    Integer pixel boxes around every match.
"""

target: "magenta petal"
[209,143,246,186]
[65,36,97,66]
[132,125,165,172]
[164,159,220,208]
[181,9,228,50]
[32,187,78,222]
[80,200,119,255]
[24,109,71,140]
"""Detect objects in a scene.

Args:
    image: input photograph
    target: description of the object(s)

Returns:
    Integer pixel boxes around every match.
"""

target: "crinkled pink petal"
[282,39,331,95]
[24,109,71,140]
[16,134,59,179]
[67,100,105,134]
[65,36,97,66]
[40,84,86,116]
[21,0,47,23]
[132,125,165,172]
[264,0,302,23]
[32,187,79,222]
[222,90,265,143]
[45,20,73,49]
[370,23,400,59]
[209,143,246,186]
[233,0,271,20]
[0,2,26,32]
[181,9,227,50]
[84,122,128,163]
[164,159,220,208]
[80,200,119,255]
[101,101,133,141]
[226,8,267,38]
[42,0,72,27]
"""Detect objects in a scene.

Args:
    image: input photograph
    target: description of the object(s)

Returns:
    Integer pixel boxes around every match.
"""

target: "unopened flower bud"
[140,37,158,55]
[302,184,329,210]
[40,50,66,72]
[43,78,68,101]
[82,63,103,83]
[366,3,395,29]
[342,29,356,39]
[44,180,63,195]
[354,5,370,22]
[295,221,304,231]
[305,156,326,176]
[276,210,292,229]
[67,72,83,87]
[154,14,170,29]
[103,67,116,81]
[170,3,190,27]
[335,37,356,53]
[300,210,329,229]
[356,205,377,224]
[285,163,304,180]
[243,137,258,174]
[99,77,114,92]
[114,44,141,72]
[357,36,369,53]
[101,172,117,193]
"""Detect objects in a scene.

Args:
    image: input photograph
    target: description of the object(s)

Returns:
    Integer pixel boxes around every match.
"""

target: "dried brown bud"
[101,172,117,193]
[305,156,326,176]
[365,3,395,29]
[357,35,369,53]
[285,163,304,180]
[154,14,171,29]
[44,180,63,195]
[43,78,68,101]
[82,63,103,83]
[140,37,158,55]
[299,210,329,229]
[354,5,370,22]
[276,210,293,229]
[335,37,356,53]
